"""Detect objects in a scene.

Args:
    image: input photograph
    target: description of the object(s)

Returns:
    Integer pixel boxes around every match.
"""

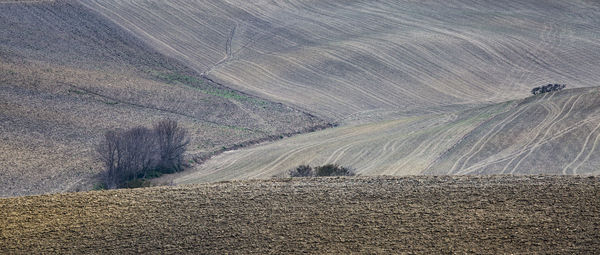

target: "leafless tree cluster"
[97,120,189,188]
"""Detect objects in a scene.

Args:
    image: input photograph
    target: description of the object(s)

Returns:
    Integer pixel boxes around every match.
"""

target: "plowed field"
[2,176,599,254]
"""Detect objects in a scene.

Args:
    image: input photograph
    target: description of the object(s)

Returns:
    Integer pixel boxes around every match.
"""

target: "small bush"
[289,165,314,177]
[289,164,355,177]
[315,164,355,176]
[531,83,566,95]
[92,183,107,191]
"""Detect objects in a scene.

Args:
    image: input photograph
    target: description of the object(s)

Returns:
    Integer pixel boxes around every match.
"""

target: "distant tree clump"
[97,119,190,189]
[531,84,566,95]
[289,164,355,177]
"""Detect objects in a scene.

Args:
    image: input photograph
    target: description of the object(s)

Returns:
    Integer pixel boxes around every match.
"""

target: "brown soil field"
[1,176,599,254]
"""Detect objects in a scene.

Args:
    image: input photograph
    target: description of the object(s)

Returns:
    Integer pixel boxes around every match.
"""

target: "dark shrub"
[531,83,566,95]
[289,165,314,177]
[314,164,355,176]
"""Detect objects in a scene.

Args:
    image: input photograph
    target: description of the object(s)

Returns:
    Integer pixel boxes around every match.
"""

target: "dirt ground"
[1,175,598,254]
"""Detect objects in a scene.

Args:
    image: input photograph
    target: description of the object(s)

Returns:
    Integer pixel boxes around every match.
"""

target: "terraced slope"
[2,176,599,254]
[84,0,600,120]
[0,1,325,196]
[177,88,600,184]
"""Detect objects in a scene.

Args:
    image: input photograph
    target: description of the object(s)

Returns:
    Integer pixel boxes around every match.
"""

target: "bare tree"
[154,119,190,173]
[118,126,158,179]
[97,130,121,188]
[97,126,159,188]
[97,120,190,189]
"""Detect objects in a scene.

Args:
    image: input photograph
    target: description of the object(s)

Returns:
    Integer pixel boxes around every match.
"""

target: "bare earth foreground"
[1,176,598,254]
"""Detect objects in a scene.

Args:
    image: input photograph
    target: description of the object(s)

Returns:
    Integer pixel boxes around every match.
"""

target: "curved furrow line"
[80,1,198,67]
[249,122,390,174]
[387,113,473,175]
[454,97,575,174]
[571,124,600,174]
[324,44,433,104]
[240,119,414,178]
[215,59,359,116]
[252,143,322,175]
[217,149,259,172]
[507,95,583,173]
[448,20,578,173]
[278,52,400,108]
[499,102,559,174]
[563,121,600,174]
[450,98,534,173]
[325,140,359,164]
[375,4,549,98]
[459,115,600,175]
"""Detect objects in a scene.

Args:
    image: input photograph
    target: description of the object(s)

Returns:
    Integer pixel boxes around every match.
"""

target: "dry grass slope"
[1,176,599,254]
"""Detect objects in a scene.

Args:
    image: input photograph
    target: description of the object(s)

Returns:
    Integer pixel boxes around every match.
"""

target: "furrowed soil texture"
[1,176,599,254]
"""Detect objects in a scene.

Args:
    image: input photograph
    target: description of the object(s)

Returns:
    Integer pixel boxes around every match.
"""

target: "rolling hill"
[84,0,600,120]
[2,1,600,253]
[176,87,600,184]
[1,0,600,196]
[0,0,326,196]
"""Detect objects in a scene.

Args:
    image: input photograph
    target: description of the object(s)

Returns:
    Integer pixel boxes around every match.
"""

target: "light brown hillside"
[427,87,600,175]
[84,0,600,120]
[177,88,600,184]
